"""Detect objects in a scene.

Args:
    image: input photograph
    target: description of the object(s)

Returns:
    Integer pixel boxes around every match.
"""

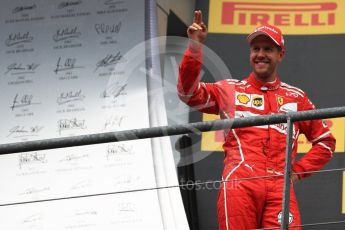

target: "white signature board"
[0,0,168,229]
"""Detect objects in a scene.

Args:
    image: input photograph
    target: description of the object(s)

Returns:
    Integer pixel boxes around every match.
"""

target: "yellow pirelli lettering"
[209,0,345,35]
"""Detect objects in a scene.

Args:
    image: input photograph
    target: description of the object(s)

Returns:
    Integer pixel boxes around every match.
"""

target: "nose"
[257,48,265,58]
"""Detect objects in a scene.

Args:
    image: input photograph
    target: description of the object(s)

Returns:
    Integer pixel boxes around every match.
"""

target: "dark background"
[170,0,345,229]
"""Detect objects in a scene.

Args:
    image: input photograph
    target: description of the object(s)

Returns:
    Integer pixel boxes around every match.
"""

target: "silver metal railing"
[0,106,345,229]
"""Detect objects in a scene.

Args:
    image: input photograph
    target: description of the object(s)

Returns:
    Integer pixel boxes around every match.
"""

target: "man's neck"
[253,73,277,84]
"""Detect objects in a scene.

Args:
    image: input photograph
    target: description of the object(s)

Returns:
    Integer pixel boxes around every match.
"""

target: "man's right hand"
[187,10,208,44]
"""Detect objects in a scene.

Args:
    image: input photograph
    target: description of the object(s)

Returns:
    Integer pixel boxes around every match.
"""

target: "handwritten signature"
[22,213,43,224]
[104,0,124,6]
[5,32,33,47]
[94,52,126,72]
[118,202,136,212]
[7,125,43,138]
[60,153,89,162]
[58,118,86,134]
[58,0,82,9]
[18,152,47,169]
[57,89,85,105]
[12,4,37,14]
[53,26,81,42]
[95,22,121,35]
[54,57,84,74]
[74,209,98,217]
[100,82,127,99]
[103,115,126,131]
[5,63,39,75]
[20,187,50,196]
[106,143,133,160]
[113,175,140,187]
[70,180,92,190]
[10,94,41,110]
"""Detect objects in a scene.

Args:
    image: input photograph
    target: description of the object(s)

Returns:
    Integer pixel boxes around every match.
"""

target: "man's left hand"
[291,173,299,183]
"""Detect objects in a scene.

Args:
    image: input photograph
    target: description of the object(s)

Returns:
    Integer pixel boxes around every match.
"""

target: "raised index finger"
[198,10,203,24]
[193,10,202,24]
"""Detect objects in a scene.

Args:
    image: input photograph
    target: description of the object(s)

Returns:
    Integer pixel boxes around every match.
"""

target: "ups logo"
[252,97,263,107]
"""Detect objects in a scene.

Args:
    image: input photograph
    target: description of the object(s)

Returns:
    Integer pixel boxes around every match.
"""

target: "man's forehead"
[250,35,277,46]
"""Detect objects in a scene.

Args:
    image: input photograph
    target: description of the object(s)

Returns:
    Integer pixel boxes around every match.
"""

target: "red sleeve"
[292,95,336,179]
[177,46,220,114]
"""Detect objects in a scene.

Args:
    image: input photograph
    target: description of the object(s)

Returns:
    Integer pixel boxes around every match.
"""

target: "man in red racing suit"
[177,10,336,230]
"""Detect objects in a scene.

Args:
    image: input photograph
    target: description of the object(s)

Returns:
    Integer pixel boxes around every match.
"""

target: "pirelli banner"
[208,0,345,34]
[191,0,345,229]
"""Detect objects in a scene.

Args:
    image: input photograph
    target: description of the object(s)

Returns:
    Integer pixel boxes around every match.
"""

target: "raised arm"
[177,10,220,114]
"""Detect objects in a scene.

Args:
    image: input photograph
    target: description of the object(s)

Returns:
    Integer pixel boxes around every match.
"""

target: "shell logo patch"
[237,94,250,104]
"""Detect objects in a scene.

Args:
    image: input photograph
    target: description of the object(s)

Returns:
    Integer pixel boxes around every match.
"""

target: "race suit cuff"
[188,40,203,53]
[291,164,305,180]
[185,43,203,63]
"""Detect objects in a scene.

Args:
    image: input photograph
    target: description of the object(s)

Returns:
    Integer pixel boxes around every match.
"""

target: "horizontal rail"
[259,220,345,230]
[1,166,344,208]
[0,106,344,155]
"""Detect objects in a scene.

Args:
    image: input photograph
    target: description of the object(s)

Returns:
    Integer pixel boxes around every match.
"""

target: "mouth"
[254,60,269,64]
[254,60,269,68]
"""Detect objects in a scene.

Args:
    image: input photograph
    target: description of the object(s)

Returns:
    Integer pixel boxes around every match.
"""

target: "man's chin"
[254,71,271,81]
[254,70,269,77]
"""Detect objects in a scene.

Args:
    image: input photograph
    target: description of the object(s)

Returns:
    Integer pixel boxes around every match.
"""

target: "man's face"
[249,35,284,82]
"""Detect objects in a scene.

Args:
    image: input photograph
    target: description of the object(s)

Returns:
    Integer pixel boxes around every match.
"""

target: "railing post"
[281,117,294,230]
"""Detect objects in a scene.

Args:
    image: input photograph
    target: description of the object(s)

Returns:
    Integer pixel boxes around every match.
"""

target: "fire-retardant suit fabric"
[177,47,336,230]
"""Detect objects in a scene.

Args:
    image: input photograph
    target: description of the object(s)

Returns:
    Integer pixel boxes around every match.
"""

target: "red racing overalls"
[177,47,336,230]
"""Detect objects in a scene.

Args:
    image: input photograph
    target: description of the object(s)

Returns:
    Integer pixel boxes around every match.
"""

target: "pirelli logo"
[209,0,345,34]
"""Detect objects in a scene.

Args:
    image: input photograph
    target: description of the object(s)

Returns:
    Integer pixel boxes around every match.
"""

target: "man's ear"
[279,49,285,62]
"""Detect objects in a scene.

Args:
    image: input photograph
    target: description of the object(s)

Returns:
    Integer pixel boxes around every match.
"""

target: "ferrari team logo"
[277,96,284,106]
